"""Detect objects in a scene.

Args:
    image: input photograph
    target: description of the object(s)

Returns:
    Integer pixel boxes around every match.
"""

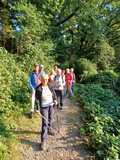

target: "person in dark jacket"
[36,74,57,151]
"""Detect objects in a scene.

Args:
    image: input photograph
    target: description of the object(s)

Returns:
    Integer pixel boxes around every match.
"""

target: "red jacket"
[65,73,72,85]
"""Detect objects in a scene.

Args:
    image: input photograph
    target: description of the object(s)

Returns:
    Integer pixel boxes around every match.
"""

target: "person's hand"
[54,100,58,106]
[38,79,41,85]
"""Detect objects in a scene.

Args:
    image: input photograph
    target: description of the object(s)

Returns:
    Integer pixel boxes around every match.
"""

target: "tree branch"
[55,7,79,26]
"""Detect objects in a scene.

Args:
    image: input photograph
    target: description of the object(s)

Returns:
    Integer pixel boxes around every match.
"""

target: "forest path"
[18,98,95,160]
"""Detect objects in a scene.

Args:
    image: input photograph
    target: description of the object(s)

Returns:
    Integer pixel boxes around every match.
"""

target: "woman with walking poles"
[36,74,57,151]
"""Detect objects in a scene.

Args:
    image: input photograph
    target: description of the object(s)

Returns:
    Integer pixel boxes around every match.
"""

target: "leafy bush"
[76,58,97,81]
[0,142,8,160]
[76,84,120,159]
[96,40,115,70]
[82,70,118,90]
[115,76,120,95]
[19,41,55,73]
[0,48,16,114]
[0,47,29,113]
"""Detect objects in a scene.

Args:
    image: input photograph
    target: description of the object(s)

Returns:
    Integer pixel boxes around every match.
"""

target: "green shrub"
[96,40,115,70]
[0,142,8,160]
[76,84,120,159]
[0,48,16,114]
[82,70,118,90]
[76,58,97,81]
[21,41,55,72]
[0,48,28,114]
[115,76,120,95]
[78,84,120,120]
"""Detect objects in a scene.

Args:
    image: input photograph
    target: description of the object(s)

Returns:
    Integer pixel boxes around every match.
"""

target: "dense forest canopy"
[0,0,120,71]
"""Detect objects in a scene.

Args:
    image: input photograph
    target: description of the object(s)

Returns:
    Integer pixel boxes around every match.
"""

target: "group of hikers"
[28,64,75,150]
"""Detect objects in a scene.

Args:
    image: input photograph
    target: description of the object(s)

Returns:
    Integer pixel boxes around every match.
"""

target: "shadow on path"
[20,138,40,152]
[11,129,40,135]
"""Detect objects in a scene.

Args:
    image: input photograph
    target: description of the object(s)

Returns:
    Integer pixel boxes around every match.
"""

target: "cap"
[40,64,44,68]
[41,74,48,80]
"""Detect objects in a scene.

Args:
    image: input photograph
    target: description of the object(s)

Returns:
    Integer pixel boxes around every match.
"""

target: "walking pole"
[56,104,60,133]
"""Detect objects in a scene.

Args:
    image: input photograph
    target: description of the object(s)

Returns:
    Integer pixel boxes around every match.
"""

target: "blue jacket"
[28,72,40,89]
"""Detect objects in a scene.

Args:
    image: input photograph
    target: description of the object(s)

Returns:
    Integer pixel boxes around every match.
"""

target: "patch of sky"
[11,19,22,32]
[105,3,112,11]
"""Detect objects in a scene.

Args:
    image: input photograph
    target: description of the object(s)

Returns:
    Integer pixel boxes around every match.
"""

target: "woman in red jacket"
[65,68,73,97]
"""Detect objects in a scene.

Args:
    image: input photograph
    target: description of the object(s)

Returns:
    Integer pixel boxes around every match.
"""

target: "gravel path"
[19,98,95,160]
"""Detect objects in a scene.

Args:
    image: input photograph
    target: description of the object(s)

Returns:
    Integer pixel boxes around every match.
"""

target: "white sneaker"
[35,110,40,114]
[41,141,47,151]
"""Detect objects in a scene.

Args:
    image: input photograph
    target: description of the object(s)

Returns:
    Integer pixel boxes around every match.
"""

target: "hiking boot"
[28,112,33,119]
[41,141,47,151]
[60,103,63,110]
[48,129,55,136]
[59,106,63,110]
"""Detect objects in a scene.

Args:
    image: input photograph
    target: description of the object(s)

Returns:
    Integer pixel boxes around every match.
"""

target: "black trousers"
[40,105,54,142]
[55,90,63,107]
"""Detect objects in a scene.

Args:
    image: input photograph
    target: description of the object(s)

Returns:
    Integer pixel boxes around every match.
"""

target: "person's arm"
[35,85,42,108]
[28,73,33,89]
[62,76,66,86]
[49,85,57,104]
[73,73,76,83]
[69,73,73,85]
[70,73,73,81]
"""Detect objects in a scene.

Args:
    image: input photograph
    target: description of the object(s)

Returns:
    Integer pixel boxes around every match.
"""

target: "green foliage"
[82,70,118,90]
[11,1,49,55]
[0,47,29,114]
[0,47,16,114]
[115,76,120,95]
[19,40,55,73]
[11,0,56,72]
[76,58,97,80]
[45,0,119,71]
[0,118,16,160]
[76,84,120,159]
[0,141,8,160]
[96,40,115,70]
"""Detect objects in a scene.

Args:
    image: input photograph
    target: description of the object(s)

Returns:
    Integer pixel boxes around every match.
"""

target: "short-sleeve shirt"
[41,86,53,107]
